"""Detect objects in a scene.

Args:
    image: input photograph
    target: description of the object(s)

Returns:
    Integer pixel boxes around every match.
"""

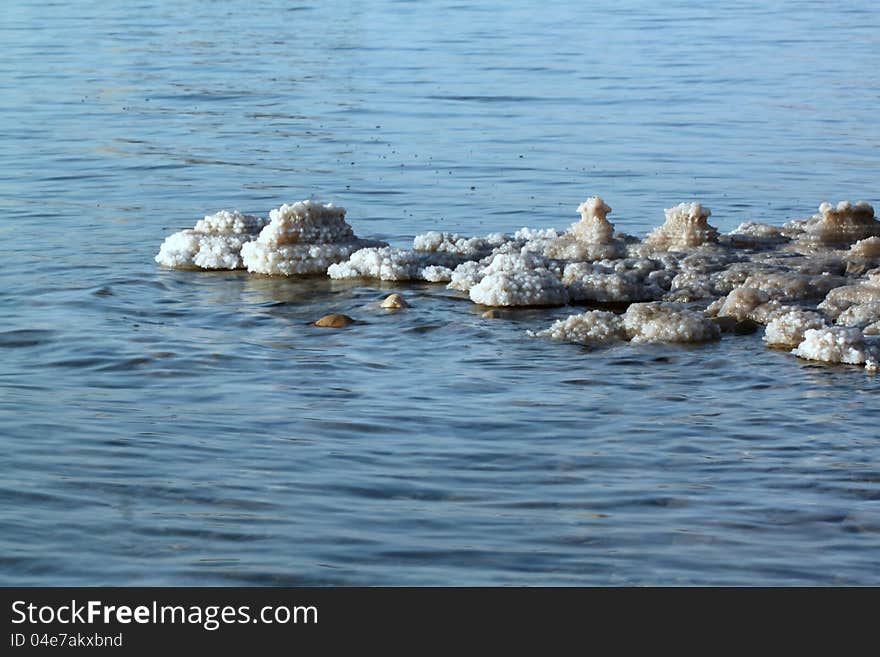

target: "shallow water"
[2,0,880,585]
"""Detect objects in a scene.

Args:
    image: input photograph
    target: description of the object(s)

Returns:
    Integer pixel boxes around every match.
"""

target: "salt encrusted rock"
[542,196,626,261]
[155,210,268,270]
[741,272,844,302]
[725,222,789,248]
[563,264,663,303]
[848,237,880,259]
[380,293,409,309]
[469,269,569,307]
[412,231,508,257]
[787,201,880,246]
[706,287,770,321]
[836,302,880,329]
[642,202,719,251]
[532,310,627,343]
[447,248,562,294]
[623,302,721,343]
[327,246,461,281]
[241,201,387,275]
[314,314,355,328]
[792,326,879,368]
[764,309,827,346]
[534,302,719,344]
[818,271,880,318]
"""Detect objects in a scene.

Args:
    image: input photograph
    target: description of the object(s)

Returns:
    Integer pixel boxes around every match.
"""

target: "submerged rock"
[380,293,409,309]
[314,314,355,328]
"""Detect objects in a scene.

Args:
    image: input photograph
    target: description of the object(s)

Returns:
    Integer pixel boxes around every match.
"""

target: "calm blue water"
[1,0,879,585]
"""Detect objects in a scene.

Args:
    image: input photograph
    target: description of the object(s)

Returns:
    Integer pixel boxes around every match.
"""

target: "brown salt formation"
[788,201,879,246]
[542,196,625,261]
[642,202,719,251]
[314,314,355,328]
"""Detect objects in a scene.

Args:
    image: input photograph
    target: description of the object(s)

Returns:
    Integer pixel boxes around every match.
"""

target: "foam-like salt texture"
[792,326,879,369]
[764,309,827,346]
[240,201,388,276]
[155,210,268,270]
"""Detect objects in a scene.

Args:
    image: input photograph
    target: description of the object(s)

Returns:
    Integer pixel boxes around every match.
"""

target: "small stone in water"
[380,293,409,309]
[315,314,355,328]
[482,309,503,319]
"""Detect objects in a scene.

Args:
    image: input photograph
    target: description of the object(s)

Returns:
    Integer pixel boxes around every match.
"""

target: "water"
[2,0,879,585]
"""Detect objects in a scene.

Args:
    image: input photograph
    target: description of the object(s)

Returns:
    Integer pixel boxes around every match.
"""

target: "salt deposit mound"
[541,196,626,261]
[239,201,389,276]
[155,210,268,270]
[641,202,719,252]
[786,201,879,246]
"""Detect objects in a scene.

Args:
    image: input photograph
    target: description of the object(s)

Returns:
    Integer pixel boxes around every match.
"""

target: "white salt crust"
[327,246,463,281]
[763,309,827,347]
[465,249,568,306]
[792,327,880,370]
[535,302,719,345]
[155,210,268,270]
[240,201,388,275]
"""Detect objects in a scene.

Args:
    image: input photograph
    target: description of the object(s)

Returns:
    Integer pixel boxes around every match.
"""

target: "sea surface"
[2,0,879,585]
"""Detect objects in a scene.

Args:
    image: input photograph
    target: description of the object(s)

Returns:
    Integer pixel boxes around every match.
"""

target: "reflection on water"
[1,0,880,585]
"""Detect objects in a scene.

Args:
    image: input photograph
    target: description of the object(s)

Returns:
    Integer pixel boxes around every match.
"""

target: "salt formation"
[542,197,625,261]
[818,271,880,318]
[763,309,827,346]
[240,202,387,276]
[467,250,569,307]
[534,310,627,343]
[848,237,880,259]
[642,202,719,251]
[412,231,508,257]
[535,302,719,345]
[705,286,770,321]
[786,201,879,246]
[155,210,268,269]
[623,302,720,343]
[327,246,463,281]
[836,303,880,330]
[725,222,789,249]
[792,327,879,370]
[159,195,880,374]
[562,259,668,303]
